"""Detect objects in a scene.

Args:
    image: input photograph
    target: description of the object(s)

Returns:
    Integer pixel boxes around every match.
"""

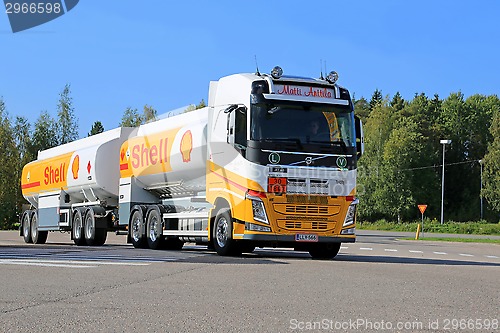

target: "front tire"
[308,243,341,260]
[213,208,240,256]
[30,211,47,244]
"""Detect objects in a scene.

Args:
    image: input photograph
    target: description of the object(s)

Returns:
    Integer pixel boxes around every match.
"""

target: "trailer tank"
[21,127,134,208]
[119,107,208,196]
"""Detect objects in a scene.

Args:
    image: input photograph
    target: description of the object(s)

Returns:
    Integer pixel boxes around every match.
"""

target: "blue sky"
[1,0,499,137]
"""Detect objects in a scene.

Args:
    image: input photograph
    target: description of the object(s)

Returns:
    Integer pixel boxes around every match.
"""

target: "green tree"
[142,105,157,123]
[483,108,500,215]
[390,92,406,111]
[357,99,399,220]
[88,121,104,136]
[0,99,19,229]
[119,107,142,127]
[30,111,59,155]
[184,99,207,113]
[57,84,78,144]
[353,96,370,123]
[369,89,383,110]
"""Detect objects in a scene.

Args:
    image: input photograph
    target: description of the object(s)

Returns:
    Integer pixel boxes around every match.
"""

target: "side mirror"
[355,116,364,159]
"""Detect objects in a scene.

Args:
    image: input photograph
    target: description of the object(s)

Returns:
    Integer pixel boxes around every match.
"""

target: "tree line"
[355,90,500,223]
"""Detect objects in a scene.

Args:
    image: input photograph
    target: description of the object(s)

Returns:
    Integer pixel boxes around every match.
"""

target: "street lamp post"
[479,159,484,220]
[440,140,451,225]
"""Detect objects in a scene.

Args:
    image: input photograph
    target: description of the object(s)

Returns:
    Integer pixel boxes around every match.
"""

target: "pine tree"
[57,84,79,144]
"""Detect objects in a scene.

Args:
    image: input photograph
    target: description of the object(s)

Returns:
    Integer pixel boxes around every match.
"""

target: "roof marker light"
[271,66,283,79]
[326,71,339,84]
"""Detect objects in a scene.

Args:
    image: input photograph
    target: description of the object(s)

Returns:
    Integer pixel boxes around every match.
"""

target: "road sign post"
[418,205,427,238]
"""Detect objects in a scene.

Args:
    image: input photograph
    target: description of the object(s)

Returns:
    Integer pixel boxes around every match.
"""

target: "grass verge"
[401,237,500,244]
[358,219,500,235]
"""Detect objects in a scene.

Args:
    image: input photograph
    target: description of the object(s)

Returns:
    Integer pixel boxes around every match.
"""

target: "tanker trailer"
[20,127,133,245]
[118,107,210,250]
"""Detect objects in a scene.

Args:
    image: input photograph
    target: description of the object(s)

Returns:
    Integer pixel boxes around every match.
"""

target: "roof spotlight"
[271,66,283,79]
[326,71,339,84]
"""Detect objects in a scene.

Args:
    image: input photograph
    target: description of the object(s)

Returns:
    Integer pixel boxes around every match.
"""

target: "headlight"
[251,200,269,224]
[343,198,359,227]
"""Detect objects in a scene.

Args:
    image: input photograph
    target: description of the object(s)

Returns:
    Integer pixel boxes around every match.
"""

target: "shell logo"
[72,155,79,180]
[180,130,193,163]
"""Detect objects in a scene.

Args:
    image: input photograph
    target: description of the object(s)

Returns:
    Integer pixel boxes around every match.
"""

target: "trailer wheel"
[22,211,33,244]
[31,211,48,244]
[146,207,164,250]
[130,209,147,248]
[72,209,85,246]
[308,243,341,260]
[84,209,107,246]
[213,208,240,256]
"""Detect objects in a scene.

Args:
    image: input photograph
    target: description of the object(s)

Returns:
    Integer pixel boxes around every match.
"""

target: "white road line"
[384,249,398,252]
[0,259,150,267]
[0,259,95,268]
[340,247,348,250]
[433,252,447,255]
[359,247,373,251]
[459,254,474,257]
[486,255,499,259]
[409,250,423,253]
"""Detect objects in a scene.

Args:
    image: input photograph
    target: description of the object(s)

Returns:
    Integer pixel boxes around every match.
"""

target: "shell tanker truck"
[20,67,364,259]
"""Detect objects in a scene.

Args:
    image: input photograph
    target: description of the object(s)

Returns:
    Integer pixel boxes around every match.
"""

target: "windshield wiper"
[263,138,303,147]
[309,140,348,151]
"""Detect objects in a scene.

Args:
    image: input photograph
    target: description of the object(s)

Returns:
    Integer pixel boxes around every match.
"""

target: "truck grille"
[278,220,334,231]
[273,204,341,216]
[285,205,329,215]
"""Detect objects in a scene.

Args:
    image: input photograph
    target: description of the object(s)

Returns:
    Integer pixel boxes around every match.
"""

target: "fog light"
[245,222,271,232]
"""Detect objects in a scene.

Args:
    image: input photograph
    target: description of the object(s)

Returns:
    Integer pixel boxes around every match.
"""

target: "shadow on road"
[336,254,500,267]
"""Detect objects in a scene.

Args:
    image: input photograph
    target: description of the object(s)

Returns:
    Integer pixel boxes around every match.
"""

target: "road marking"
[340,246,348,250]
[433,252,447,255]
[409,250,423,253]
[359,247,373,251]
[486,255,499,259]
[459,254,474,257]
[0,259,95,268]
[0,258,152,268]
[384,249,398,252]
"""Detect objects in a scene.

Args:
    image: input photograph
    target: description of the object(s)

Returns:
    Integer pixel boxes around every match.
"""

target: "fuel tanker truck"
[21,66,364,259]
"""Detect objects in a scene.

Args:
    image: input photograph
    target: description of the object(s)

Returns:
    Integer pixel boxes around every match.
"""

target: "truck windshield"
[250,103,356,147]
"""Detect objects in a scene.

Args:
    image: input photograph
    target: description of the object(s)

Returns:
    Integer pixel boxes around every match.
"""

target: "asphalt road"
[0,230,498,333]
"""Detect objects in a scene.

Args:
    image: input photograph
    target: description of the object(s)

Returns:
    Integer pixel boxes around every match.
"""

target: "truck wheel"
[146,207,164,250]
[130,209,147,248]
[31,212,48,244]
[72,209,85,246]
[213,208,240,256]
[84,209,107,246]
[308,243,341,260]
[22,211,33,244]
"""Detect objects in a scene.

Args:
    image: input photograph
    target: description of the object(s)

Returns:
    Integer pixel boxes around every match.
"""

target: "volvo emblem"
[305,157,313,165]
[336,156,348,168]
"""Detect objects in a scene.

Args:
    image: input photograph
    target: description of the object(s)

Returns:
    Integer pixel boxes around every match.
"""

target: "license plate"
[295,233,318,242]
